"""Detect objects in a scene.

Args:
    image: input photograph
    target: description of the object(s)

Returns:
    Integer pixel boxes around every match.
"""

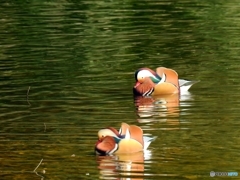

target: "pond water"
[0,1,240,180]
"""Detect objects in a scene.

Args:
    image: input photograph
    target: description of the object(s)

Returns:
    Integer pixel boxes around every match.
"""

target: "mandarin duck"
[95,123,156,155]
[133,67,198,96]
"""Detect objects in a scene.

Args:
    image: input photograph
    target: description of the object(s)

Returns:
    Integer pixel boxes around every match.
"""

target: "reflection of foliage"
[1,0,239,69]
[0,1,239,89]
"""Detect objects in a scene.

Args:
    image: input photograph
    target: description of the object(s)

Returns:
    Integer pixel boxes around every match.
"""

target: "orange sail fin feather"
[156,67,179,89]
[128,125,144,147]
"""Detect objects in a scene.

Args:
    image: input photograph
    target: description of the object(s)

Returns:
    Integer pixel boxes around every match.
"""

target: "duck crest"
[107,127,120,136]
[98,127,120,140]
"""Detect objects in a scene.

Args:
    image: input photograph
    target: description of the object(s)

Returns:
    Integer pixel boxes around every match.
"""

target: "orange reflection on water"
[134,94,180,125]
[97,151,150,179]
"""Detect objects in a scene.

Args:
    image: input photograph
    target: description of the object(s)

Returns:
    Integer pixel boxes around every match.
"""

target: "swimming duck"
[95,123,156,155]
[133,67,198,96]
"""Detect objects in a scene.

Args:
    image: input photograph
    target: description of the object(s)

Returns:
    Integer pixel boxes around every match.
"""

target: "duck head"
[134,68,162,84]
[133,68,163,96]
[95,136,119,155]
[98,127,123,140]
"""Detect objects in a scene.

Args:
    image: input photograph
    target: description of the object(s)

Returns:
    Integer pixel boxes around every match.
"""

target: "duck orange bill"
[134,81,141,88]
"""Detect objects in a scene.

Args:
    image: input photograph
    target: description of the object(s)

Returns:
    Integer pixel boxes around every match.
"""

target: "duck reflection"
[97,151,151,179]
[134,94,181,123]
[134,92,194,124]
